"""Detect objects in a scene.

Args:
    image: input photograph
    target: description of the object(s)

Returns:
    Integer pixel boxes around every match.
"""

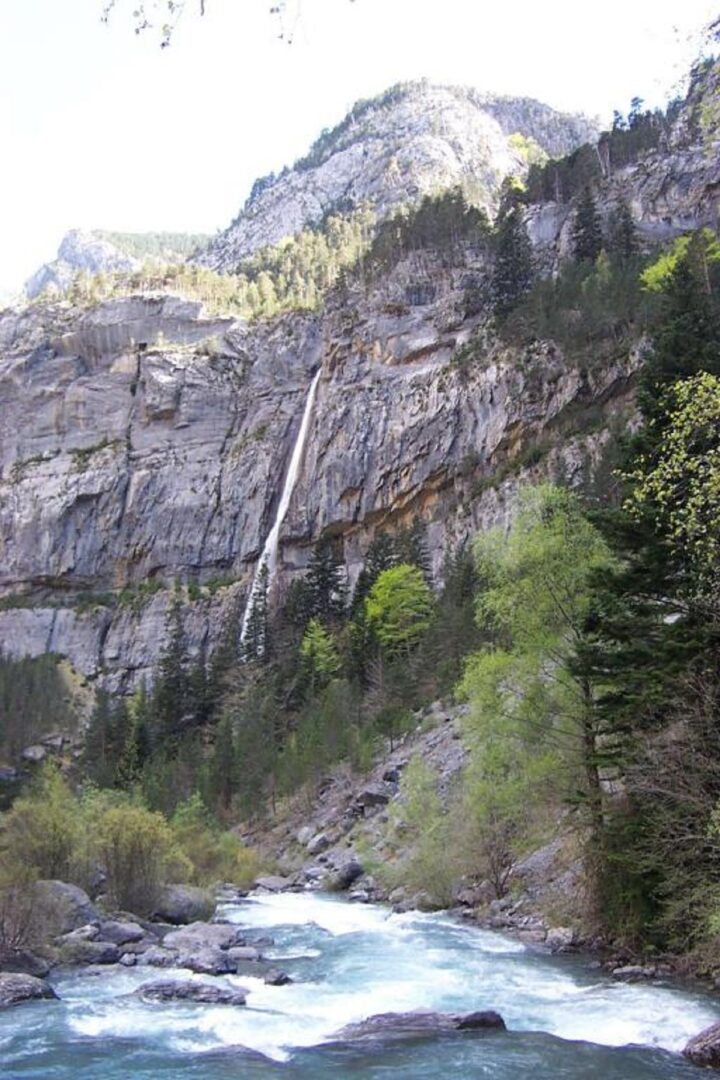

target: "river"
[1,891,718,1078]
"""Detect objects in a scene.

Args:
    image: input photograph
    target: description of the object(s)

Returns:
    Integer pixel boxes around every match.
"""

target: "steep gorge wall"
[0,268,633,690]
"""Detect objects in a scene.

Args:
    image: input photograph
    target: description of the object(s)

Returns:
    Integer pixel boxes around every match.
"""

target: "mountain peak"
[196,81,597,273]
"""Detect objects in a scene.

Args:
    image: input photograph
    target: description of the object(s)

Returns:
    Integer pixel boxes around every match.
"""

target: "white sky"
[0,0,716,294]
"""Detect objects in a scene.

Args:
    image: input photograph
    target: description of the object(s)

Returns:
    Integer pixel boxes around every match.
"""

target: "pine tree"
[572,187,603,263]
[154,596,191,744]
[207,713,236,813]
[608,201,638,263]
[492,203,533,315]
[306,538,347,623]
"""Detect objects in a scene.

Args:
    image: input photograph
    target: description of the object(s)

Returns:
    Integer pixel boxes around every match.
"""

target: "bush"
[96,802,186,915]
[170,794,263,888]
[0,861,38,957]
[1,764,81,881]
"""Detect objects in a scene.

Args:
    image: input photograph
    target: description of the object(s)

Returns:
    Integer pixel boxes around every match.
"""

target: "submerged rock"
[135,979,248,1006]
[337,1009,506,1041]
[0,972,58,1008]
[684,1021,720,1068]
[264,969,292,986]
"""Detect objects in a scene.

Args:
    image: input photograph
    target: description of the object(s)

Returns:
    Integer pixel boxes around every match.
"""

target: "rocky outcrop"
[196,82,595,271]
[0,972,58,1008]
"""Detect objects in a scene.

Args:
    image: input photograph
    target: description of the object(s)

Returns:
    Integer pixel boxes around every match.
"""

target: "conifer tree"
[154,596,191,744]
[572,187,603,263]
[306,538,347,623]
[608,201,638,262]
[492,184,533,315]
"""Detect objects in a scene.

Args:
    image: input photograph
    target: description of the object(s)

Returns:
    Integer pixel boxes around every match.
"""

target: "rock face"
[196,81,596,271]
[0,972,58,1008]
[0,69,717,693]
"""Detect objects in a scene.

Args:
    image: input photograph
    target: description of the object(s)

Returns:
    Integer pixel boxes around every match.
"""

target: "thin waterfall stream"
[241,368,322,645]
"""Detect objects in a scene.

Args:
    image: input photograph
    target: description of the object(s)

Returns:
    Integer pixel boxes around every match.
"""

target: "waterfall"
[241,368,322,645]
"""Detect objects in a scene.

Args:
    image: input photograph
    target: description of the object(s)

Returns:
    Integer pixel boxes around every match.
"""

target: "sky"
[0,0,716,295]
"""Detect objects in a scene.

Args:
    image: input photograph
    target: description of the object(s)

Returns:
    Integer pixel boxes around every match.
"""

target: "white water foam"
[59,893,720,1064]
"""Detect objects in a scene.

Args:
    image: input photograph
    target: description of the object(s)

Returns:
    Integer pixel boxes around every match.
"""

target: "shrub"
[170,794,263,888]
[96,802,187,915]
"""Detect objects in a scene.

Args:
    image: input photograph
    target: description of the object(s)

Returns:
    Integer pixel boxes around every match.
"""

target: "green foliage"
[1,764,81,881]
[365,564,433,656]
[0,653,77,765]
[93,230,211,260]
[95,799,186,914]
[170,793,262,887]
[627,373,720,578]
[300,619,341,694]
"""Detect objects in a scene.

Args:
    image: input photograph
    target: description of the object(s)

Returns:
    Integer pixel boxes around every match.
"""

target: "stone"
[611,965,656,981]
[0,973,58,1008]
[57,939,120,966]
[306,833,330,856]
[153,885,214,926]
[174,947,234,976]
[20,744,47,763]
[354,786,390,812]
[139,946,178,968]
[0,949,51,978]
[163,922,240,952]
[545,927,575,953]
[56,923,99,943]
[254,875,291,893]
[36,881,99,936]
[98,920,146,946]
[227,946,261,963]
[264,969,292,986]
[135,980,248,1006]
[337,1009,506,1042]
[330,856,364,890]
[296,826,313,846]
[684,1021,720,1068]
[119,953,137,967]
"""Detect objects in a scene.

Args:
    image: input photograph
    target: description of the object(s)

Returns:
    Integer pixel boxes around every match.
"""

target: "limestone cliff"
[1,69,716,691]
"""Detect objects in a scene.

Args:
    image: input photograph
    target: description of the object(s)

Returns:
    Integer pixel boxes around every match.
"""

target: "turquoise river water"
[1,891,719,1078]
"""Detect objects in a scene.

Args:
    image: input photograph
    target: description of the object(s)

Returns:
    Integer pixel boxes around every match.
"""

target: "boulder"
[306,833,330,856]
[57,939,120,966]
[139,945,178,968]
[174,947,234,975]
[163,923,240,952]
[98,920,146,946]
[297,826,313,846]
[264,969,292,986]
[353,786,391,813]
[153,885,214,926]
[119,953,137,967]
[135,979,247,1006]
[545,927,575,953]
[227,945,261,963]
[36,881,100,935]
[611,965,656,981]
[0,949,51,978]
[58,923,99,943]
[254,875,291,893]
[0,972,58,1008]
[684,1021,720,1068]
[337,1010,506,1041]
[21,744,47,764]
[330,856,364,890]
